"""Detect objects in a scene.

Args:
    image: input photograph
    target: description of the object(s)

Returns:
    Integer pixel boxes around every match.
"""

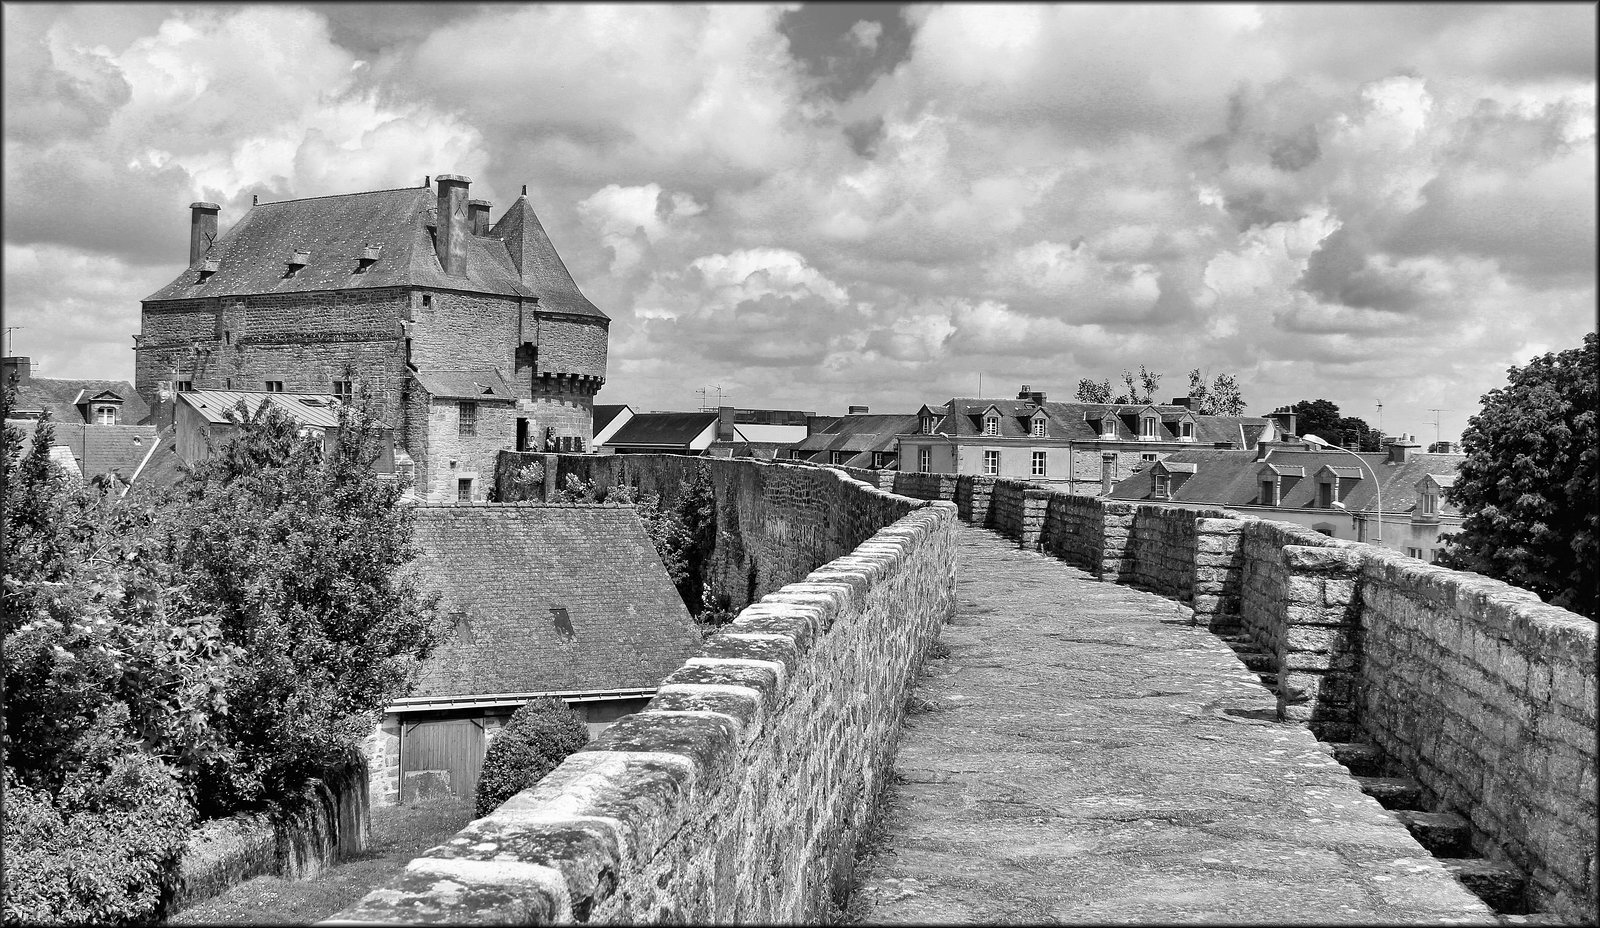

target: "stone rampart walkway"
[848,524,1496,924]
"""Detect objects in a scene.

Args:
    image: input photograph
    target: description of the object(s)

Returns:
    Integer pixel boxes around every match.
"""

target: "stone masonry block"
[1285,576,1323,605]
[652,686,766,740]
[700,632,800,676]
[428,816,623,918]
[581,711,739,790]
[1284,624,1358,656]
[1283,544,1361,575]
[1284,604,1352,628]
[729,606,822,657]
[661,661,782,710]
[332,856,571,924]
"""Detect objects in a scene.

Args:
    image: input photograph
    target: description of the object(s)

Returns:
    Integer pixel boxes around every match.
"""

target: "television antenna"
[1428,408,1452,444]
[3,326,21,355]
[695,385,727,411]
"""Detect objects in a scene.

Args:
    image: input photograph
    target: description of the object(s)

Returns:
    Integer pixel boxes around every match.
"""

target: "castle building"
[137,175,608,502]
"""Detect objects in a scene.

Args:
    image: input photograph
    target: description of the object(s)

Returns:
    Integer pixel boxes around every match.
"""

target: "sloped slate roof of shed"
[11,421,159,480]
[410,370,518,402]
[409,505,700,697]
[605,412,719,447]
[178,390,347,427]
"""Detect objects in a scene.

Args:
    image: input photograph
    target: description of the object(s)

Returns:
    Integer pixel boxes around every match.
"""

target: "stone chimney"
[1387,435,1420,464]
[1,356,31,387]
[1268,405,1297,438]
[1170,396,1191,408]
[189,202,220,266]
[848,405,869,415]
[1016,384,1046,405]
[434,174,471,276]
[468,199,492,236]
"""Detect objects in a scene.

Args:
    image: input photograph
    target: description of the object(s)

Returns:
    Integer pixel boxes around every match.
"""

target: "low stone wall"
[1124,505,1234,601]
[170,754,369,915]
[1357,553,1597,920]
[952,475,995,526]
[1038,492,1104,573]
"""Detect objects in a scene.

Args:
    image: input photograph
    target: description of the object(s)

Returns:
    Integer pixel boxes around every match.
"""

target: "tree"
[1439,333,1598,619]
[473,698,589,817]
[1116,366,1162,404]
[153,398,443,814]
[1075,378,1112,403]
[1289,399,1379,450]
[1188,370,1249,416]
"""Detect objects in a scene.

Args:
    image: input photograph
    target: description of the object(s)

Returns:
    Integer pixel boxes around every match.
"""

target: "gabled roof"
[593,404,631,434]
[178,390,349,428]
[1109,447,1466,514]
[408,505,700,697]
[410,369,518,402]
[1155,461,1197,474]
[1317,465,1365,479]
[793,413,917,455]
[9,377,151,425]
[909,399,1272,445]
[11,421,160,481]
[604,412,719,448]
[143,186,607,320]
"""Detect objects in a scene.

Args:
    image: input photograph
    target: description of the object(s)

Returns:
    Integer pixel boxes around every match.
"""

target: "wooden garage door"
[400,716,485,803]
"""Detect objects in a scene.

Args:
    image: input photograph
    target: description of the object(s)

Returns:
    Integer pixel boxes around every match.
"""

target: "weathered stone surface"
[849,526,1495,925]
[1444,859,1527,913]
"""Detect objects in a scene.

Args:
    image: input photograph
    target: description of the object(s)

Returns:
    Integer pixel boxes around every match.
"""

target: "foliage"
[1290,398,1380,450]
[473,698,589,817]
[3,723,194,926]
[502,459,546,501]
[1438,332,1598,619]
[1117,366,1162,404]
[1074,378,1112,403]
[2,396,238,798]
[153,398,444,815]
[1076,368,1247,413]
[1187,370,1248,416]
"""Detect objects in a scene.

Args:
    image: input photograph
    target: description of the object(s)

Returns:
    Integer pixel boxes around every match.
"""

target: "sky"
[3,3,1595,444]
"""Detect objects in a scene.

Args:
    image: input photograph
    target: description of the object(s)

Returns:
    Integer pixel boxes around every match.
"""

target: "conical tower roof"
[491,195,607,320]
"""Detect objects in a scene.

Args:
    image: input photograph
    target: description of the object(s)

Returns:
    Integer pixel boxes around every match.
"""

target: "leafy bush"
[3,726,194,925]
[474,698,589,817]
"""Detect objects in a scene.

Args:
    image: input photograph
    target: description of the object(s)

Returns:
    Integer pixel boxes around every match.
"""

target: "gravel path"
[848,524,1496,925]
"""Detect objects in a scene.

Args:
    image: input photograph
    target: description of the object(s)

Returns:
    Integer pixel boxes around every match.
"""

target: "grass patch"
[165,797,472,925]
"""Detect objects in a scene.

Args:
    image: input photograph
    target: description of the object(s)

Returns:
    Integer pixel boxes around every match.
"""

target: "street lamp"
[1303,433,1381,544]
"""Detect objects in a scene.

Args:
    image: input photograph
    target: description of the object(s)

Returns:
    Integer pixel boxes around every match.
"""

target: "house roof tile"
[605,412,719,448]
[10,377,151,425]
[178,390,350,428]
[409,505,700,697]
[11,421,159,481]
[410,370,519,402]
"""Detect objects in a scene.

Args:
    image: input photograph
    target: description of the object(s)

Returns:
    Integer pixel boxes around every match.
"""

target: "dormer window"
[1101,417,1117,439]
[285,250,309,277]
[357,243,382,273]
[1318,480,1334,508]
[95,405,117,426]
[1140,416,1158,440]
[1180,421,1194,441]
[1259,478,1278,506]
[921,416,936,435]
[1154,473,1171,500]
[1422,492,1438,515]
[984,415,999,436]
[1031,417,1046,438]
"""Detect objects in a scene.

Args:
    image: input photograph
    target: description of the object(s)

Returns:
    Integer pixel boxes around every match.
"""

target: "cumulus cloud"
[3,3,1594,440]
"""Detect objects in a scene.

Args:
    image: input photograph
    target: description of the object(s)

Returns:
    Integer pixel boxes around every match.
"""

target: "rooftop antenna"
[1428,408,1451,444]
[1375,399,1384,438]
[978,372,983,398]
[3,326,22,355]
[521,184,528,196]
[695,385,727,412]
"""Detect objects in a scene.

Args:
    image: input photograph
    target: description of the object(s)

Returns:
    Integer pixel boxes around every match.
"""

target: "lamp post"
[1304,433,1381,544]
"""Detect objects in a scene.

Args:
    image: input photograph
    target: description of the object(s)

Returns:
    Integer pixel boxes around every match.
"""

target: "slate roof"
[604,412,719,449]
[407,505,700,697]
[11,421,160,481]
[143,187,606,320]
[593,404,630,434]
[906,399,1273,447]
[178,390,348,428]
[410,370,518,402]
[1109,448,1466,514]
[10,377,151,425]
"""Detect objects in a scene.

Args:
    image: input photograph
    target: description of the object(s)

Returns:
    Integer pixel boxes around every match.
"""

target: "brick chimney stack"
[189,202,220,266]
[468,199,492,236]
[434,174,471,276]
[1,356,31,387]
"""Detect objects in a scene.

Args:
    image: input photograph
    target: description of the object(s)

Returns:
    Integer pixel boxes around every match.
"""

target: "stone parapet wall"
[335,462,959,924]
[498,453,927,616]
[987,479,1049,549]
[952,475,995,525]
[879,473,1596,924]
[1356,554,1597,920]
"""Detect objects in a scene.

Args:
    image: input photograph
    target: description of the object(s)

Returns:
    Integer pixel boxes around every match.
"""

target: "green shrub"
[2,749,193,925]
[474,698,589,817]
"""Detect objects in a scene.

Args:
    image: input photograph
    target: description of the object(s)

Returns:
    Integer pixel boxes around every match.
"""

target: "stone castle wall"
[336,457,959,923]
[878,478,1597,924]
